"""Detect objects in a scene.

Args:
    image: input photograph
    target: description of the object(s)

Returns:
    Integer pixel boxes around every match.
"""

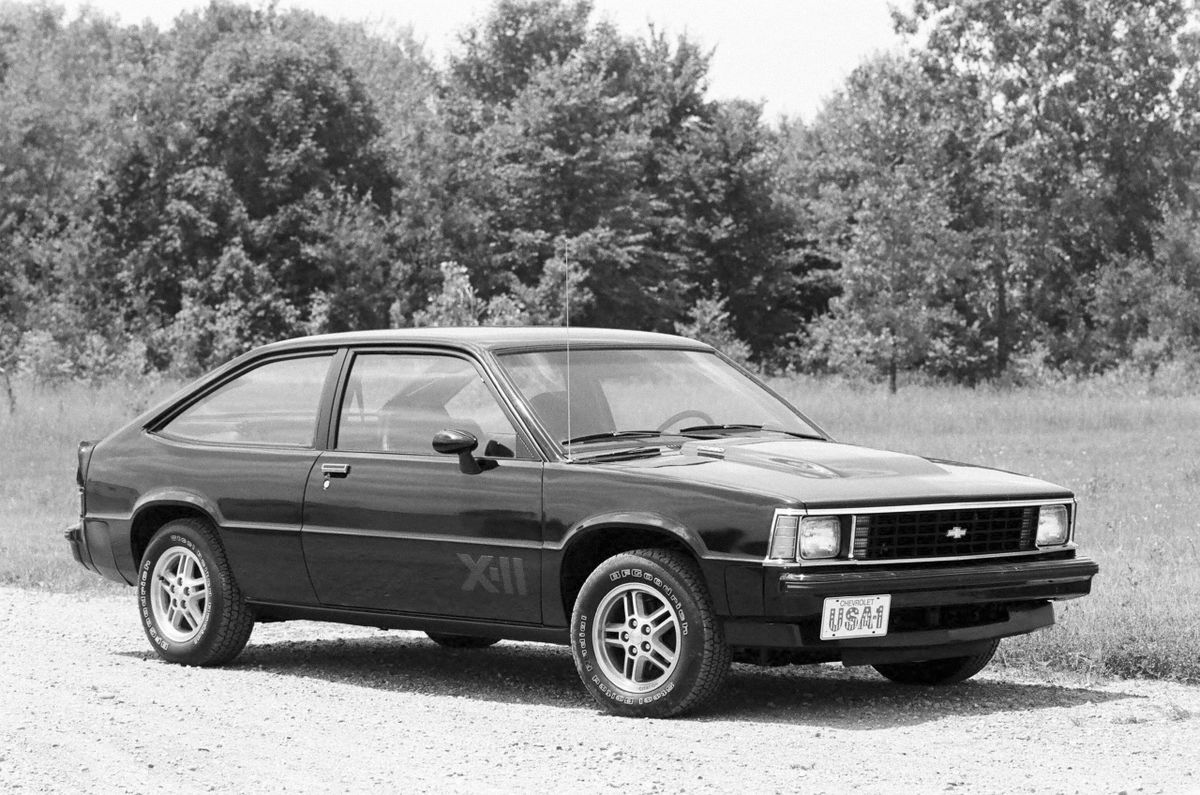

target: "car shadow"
[119,632,1133,725]
[708,664,1132,727]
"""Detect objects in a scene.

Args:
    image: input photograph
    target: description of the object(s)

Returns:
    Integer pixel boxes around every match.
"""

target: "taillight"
[77,441,96,516]
[76,441,96,488]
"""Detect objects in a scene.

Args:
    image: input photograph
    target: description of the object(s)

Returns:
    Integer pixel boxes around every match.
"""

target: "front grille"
[852,506,1037,560]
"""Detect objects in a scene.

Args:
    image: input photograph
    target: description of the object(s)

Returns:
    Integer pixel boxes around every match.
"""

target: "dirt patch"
[2,586,1197,793]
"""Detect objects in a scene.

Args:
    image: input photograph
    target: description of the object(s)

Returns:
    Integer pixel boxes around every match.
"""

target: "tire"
[872,639,1000,686]
[425,632,500,649]
[137,518,254,666]
[570,548,730,718]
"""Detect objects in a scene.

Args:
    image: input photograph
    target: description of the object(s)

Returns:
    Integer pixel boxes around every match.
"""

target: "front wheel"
[137,518,254,666]
[570,548,730,718]
[872,639,1000,686]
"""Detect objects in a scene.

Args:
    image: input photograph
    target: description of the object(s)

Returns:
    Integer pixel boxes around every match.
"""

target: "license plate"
[820,594,891,640]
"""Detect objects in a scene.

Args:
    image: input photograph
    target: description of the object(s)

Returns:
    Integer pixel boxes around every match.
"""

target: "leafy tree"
[794,55,978,388]
[7,0,1200,386]
[411,261,490,327]
[0,4,148,232]
[673,289,752,366]
[783,1,1200,384]
[0,4,157,369]
[1090,199,1200,369]
[472,54,652,303]
[442,0,808,359]
[897,0,1200,374]
[449,0,591,108]
[657,98,807,359]
[6,219,147,381]
[410,260,572,327]
[159,242,298,370]
[807,171,971,391]
[92,4,398,370]
[299,192,398,333]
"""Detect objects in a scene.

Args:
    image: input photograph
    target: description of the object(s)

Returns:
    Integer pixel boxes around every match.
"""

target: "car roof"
[256,326,713,355]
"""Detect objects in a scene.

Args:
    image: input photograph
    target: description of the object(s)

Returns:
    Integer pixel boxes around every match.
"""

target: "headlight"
[799,516,841,559]
[1036,504,1070,547]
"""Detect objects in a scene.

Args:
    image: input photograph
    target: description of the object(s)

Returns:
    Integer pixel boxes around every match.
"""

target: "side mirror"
[433,428,481,474]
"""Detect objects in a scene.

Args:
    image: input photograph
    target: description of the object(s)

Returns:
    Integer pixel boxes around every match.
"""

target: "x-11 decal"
[459,553,530,596]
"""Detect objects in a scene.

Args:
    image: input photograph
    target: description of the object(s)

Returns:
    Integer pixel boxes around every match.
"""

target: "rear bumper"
[67,519,126,582]
[64,522,96,572]
[723,555,1097,661]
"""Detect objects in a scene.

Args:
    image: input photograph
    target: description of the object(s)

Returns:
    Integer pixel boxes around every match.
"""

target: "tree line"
[2,0,1199,387]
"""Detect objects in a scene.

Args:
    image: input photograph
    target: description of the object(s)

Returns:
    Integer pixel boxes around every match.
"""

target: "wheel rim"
[593,583,681,693]
[150,546,210,643]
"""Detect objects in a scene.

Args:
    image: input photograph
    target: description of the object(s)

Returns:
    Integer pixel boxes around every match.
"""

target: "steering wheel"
[656,409,713,432]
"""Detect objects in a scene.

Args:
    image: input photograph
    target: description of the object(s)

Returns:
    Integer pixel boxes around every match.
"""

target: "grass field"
[2,375,1196,682]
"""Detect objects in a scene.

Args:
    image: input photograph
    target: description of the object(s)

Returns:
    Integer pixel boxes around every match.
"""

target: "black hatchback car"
[67,327,1097,717]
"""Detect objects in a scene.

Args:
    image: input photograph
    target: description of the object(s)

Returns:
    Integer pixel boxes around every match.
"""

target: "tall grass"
[1,375,1196,681]
[771,375,1200,682]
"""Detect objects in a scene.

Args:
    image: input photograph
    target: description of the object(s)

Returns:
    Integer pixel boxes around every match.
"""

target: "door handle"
[321,463,351,477]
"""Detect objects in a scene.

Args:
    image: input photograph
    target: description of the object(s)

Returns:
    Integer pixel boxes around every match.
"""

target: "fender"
[118,490,224,580]
[547,510,708,556]
[542,510,724,626]
[131,488,223,526]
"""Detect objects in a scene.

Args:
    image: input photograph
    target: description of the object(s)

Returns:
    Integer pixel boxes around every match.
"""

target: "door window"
[161,355,333,447]
[336,353,530,458]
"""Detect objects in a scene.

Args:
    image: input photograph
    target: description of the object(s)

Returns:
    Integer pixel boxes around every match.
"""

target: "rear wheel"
[137,518,254,666]
[570,548,730,718]
[425,633,500,649]
[872,639,1000,685]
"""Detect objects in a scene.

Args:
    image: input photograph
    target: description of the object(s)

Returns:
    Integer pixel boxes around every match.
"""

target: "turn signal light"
[768,514,799,560]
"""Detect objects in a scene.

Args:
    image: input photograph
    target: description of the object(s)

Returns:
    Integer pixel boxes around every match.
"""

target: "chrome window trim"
[764,499,1076,566]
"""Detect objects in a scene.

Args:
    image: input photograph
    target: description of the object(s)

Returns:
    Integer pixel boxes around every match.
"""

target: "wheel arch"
[552,513,722,624]
[130,495,221,568]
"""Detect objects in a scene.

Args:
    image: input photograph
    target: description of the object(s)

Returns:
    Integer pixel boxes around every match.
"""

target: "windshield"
[497,348,822,448]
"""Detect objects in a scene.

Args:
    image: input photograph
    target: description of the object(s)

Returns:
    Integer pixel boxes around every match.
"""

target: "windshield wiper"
[678,423,824,441]
[561,430,663,445]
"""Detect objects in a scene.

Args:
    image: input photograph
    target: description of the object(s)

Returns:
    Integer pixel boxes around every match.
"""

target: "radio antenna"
[563,238,573,461]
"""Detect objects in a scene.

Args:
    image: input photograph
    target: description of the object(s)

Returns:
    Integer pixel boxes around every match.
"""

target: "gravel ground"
[1,586,1198,794]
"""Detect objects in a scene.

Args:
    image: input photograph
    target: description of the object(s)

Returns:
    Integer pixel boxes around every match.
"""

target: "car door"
[301,349,544,622]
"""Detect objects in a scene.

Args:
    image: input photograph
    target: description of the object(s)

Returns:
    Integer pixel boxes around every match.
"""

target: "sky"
[62,0,905,121]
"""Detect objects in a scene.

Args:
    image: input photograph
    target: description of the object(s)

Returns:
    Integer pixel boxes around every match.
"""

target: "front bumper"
[723,555,1098,661]
[773,555,1098,613]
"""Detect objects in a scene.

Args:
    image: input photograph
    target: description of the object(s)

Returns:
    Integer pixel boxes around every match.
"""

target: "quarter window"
[161,355,333,447]
[336,353,530,458]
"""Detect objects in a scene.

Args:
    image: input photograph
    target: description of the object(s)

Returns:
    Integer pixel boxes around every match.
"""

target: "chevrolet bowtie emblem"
[946,526,968,539]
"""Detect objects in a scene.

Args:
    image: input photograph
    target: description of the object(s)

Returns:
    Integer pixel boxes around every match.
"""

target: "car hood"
[596,437,1072,509]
